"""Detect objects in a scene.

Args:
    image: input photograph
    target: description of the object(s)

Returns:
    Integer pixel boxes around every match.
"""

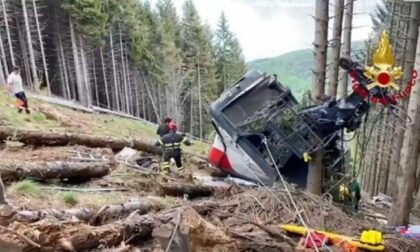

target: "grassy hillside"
[0,89,209,156]
[248,41,365,100]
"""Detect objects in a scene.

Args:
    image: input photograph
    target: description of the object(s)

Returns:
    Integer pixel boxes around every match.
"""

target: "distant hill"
[248,41,365,100]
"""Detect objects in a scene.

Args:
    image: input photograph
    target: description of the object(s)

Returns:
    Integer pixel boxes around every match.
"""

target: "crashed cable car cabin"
[208,70,313,187]
[208,32,403,189]
[208,70,348,187]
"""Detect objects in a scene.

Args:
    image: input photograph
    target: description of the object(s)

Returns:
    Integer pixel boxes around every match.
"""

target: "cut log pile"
[1,188,417,252]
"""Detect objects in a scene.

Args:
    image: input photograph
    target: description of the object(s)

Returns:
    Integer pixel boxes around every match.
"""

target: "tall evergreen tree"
[181,0,218,138]
[214,12,247,94]
[62,0,108,44]
[155,0,185,124]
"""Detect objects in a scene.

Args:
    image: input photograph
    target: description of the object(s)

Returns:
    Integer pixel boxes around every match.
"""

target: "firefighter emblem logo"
[364,31,402,91]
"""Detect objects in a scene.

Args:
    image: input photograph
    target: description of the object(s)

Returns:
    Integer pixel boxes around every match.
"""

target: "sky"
[150,0,380,61]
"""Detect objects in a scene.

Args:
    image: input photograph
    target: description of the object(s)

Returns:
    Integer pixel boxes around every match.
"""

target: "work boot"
[160,161,170,175]
[17,109,22,114]
[25,109,30,115]
[174,166,184,177]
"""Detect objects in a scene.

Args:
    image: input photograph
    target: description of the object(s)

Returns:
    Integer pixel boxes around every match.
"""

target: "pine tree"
[181,0,218,138]
[62,0,108,44]
[214,12,246,94]
[155,0,185,124]
[389,24,420,226]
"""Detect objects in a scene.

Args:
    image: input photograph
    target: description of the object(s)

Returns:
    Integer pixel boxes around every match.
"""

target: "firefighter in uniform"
[339,174,361,211]
[155,122,191,174]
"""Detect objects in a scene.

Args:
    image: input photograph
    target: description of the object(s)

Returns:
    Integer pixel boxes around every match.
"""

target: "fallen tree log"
[0,126,162,154]
[0,197,164,226]
[28,93,94,114]
[1,207,239,252]
[0,161,112,182]
[160,183,215,198]
[32,105,79,127]
[39,186,128,193]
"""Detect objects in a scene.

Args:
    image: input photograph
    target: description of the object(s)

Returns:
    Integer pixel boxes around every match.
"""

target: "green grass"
[0,91,60,129]
[59,191,79,206]
[30,112,47,122]
[0,88,210,157]
[96,115,155,138]
[10,180,41,195]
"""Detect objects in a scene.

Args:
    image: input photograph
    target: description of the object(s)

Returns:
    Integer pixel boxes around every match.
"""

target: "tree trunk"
[0,174,6,204]
[0,32,8,75]
[1,0,15,66]
[134,79,140,117]
[387,3,420,197]
[141,73,161,124]
[125,53,132,115]
[161,183,214,198]
[99,47,111,108]
[0,207,238,252]
[0,126,162,155]
[0,197,163,225]
[190,86,194,134]
[389,26,420,226]
[372,114,381,195]
[21,0,39,90]
[69,18,85,105]
[33,104,81,127]
[109,30,120,111]
[197,54,203,139]
[378,110,390,194]
[0,68,6,220]
[92,53,99,106]
[327,0,344,97]
[118,25,129,113]
[32,0,50,95]
[0,47,5,85]
[307,0,329,195]
[79,36,92,106]
[337,0,353,99]
[54,9,71,99]
[57,35,71,99]
[0,161,112,182]
[141,78,146,118]
[17,20,32,87]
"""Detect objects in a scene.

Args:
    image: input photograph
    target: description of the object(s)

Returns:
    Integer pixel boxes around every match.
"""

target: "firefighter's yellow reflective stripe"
[159,140,164,145]
[303,152,312,162]
[164,143,181,146]
[161,162,170,170]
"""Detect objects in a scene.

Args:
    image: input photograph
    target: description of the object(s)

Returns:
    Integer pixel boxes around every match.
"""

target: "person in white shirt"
[7,66,30,114]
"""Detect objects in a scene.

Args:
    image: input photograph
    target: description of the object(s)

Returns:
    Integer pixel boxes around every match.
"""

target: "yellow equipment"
[280,224,385,251]
[339,184,350,201]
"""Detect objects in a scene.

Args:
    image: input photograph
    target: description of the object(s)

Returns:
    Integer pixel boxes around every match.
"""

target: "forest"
[0,0,420,251]
[0,0,246,139]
